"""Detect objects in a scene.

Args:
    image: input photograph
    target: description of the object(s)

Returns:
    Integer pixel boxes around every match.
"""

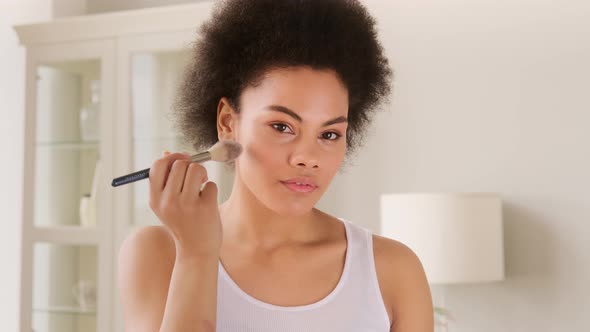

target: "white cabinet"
[14,2,231,331]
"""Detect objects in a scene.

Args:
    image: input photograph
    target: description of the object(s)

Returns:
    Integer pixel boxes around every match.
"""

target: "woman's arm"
[118,225,219,332]
[117,151,222,331]
[161,241,219,331]
[373,235,434,332]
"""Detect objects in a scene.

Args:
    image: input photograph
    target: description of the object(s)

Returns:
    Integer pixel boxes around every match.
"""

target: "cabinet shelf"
[31,226,101,244]
[36,140,99,150]
[34,136,183,150]
[33,306,96,316]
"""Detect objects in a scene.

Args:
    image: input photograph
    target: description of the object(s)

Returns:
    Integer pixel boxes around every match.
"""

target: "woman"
[118,0,433,331]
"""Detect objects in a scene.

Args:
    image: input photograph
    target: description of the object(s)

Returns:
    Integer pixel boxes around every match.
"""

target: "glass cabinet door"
[21,39,115,332]
[32,244,98,332]
[130,49,194,227]
[114,31,235,233]
[34,59,102,228]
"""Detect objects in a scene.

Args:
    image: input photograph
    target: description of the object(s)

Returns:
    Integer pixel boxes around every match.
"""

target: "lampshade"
[380,193,505,285]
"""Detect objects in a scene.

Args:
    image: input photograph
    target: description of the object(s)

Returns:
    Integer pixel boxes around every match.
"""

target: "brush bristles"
[208,140,243,162]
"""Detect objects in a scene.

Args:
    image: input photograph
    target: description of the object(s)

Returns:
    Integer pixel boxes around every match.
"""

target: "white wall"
[320,0,590,330]
[0,2,52,331]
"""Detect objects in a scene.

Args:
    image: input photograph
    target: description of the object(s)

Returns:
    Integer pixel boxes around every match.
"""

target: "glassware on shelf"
[79,194,95,227]
[79,160,100,227]
[71,280,97,310]
[79,80,100,142]
[32,243,98,331]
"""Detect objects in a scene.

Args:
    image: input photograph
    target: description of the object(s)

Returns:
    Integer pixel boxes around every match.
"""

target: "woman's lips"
[280,181,317,193]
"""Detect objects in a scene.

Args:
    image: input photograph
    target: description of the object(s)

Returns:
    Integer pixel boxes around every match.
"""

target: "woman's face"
[219,66,349,217]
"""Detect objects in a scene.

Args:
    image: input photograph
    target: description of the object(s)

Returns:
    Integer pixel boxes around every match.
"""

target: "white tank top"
[215,217,391,331]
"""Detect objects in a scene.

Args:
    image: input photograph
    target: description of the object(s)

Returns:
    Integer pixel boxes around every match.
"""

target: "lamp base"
[432,285,452,332]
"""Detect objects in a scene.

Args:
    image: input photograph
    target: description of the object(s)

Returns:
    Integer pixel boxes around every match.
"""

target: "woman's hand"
[148,150,222,258]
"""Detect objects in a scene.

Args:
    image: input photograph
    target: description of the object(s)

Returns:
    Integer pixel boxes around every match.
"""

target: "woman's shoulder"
[372,233,418,264]
[372,233,433,330]
[322,213,426,279]
[119,225,176,261]
[118,225,177,286]
[372,233,428,292]
[117,226,182,330]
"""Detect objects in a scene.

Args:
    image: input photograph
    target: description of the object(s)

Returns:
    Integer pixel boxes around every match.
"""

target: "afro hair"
[172,0,393,162]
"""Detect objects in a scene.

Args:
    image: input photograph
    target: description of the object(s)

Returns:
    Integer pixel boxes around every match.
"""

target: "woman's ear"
[217,97,237,141]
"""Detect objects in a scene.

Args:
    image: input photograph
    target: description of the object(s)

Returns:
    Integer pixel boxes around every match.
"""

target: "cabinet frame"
[19,39,116,332]
[15,3,216,331]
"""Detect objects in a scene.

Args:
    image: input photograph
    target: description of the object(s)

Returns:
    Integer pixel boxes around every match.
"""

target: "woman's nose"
[296,159,319,169]
[290,141,320,169]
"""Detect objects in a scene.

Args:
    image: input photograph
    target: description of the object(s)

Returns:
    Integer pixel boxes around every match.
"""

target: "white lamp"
[379,193,505,329]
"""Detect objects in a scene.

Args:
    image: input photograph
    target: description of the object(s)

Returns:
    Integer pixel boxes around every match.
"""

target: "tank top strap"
[337,217,391,329]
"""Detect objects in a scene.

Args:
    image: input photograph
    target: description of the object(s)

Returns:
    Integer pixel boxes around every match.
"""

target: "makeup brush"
[111,140,242,187]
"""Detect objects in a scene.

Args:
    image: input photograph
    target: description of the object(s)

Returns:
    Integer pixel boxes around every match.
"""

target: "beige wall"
[319,0,590,330]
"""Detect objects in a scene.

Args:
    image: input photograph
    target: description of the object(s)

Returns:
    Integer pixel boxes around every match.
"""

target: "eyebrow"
[264,105,348,127]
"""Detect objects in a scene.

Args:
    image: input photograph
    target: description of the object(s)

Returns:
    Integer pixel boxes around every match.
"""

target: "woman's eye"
[271,123,292,133]
[322,132,342,141]
[271,123,341,141]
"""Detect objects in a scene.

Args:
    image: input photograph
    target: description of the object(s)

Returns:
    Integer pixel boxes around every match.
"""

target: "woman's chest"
[219,242,346,307]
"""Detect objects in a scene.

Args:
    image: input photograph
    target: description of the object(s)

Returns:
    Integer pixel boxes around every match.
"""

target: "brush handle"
[111,151,212,187]
[111,167,150,187]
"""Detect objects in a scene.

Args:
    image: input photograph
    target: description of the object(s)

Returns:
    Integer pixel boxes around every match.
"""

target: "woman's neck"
[218,181,324,251]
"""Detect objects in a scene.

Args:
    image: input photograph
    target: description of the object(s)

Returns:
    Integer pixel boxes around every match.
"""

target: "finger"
[163,158,192,194]
[200,181,218,204]
[149,156,170,205]
[149,154,188,210]
[182,162,208,198]
[150,152,187,190]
